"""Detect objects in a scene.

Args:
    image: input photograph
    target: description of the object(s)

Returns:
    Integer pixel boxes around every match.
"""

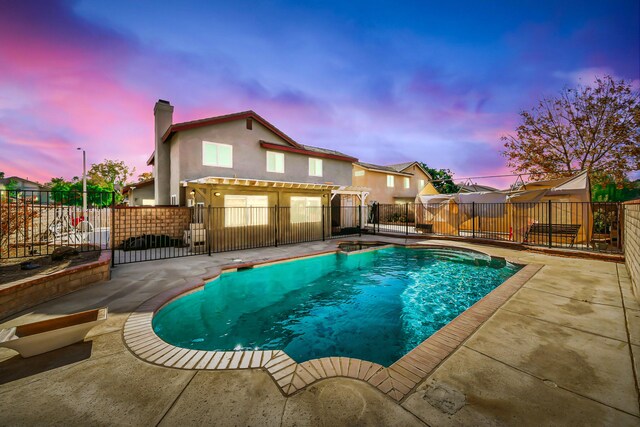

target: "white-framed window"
[386,175,394,188]
[418,179,425,189]
[170,194,177,205]
[403,177,410,189]
[203,141,233,168]
[354,170,365,177]
[309,158,323,177]
[266,151,285,173]
[290,196,322,224]
[224,195,269,227]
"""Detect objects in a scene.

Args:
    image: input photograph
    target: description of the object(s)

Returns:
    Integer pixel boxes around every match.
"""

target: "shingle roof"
[386,161,433,179]
[355,162,413,176]
[386,162,415,172]
[300,144,355,160]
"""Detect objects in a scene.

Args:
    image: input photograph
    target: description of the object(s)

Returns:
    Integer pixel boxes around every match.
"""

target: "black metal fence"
[0,190,624,266]
[111,205,363,265]
[367,201,623,253]
[0,190,113,259]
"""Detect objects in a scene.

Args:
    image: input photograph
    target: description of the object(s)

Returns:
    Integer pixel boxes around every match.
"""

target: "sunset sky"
[1,0,638,188]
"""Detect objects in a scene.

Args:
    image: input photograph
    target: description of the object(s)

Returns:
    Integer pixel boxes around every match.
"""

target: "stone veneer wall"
[0,251,111,320]
[625,201,640,299]
[112,207,192,247]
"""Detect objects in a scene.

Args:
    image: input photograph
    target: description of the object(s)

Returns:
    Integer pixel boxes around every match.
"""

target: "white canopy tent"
[415,171,593,244]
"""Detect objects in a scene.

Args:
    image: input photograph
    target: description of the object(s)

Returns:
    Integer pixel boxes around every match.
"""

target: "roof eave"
[160,111,303,149]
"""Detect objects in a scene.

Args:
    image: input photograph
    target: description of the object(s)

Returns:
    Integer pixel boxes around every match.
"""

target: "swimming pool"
[152,246,521,367]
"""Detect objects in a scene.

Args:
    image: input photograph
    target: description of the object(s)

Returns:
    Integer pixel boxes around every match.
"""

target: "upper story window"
[309,158,323,177]
[354,170,365,177]
[386,175,394,188]
[418,179,425,189]
[403,177,410,189]
[203,141,233,168]
[266,151,284,173]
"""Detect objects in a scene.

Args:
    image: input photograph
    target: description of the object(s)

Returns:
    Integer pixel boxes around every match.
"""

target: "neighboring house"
[352,161,438,205]
[0,176,50,203]
[122,179,155,206]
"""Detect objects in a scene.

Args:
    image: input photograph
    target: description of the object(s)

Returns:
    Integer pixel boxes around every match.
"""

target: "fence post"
[207,206,212,256]
[322,205,326,241]
[274,205,279,247]
[472,202,476,239]
[405,203,409,236]
[376,203,380,234]
[111,192,115,267]
[548,200,553,248]
[371,204,375,235]
[358,205,362,237]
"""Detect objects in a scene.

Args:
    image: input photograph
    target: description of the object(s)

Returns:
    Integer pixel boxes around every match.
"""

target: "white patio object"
[0,307,108,357]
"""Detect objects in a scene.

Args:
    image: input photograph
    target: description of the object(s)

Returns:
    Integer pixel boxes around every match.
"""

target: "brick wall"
[625,202,640,299]
[0,251,111,320]
[112,206,192,247]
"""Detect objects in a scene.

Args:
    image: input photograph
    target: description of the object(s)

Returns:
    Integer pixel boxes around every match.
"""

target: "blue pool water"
[153,246,521,366]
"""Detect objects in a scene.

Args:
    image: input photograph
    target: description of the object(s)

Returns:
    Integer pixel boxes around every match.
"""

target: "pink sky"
[1,1,637,189]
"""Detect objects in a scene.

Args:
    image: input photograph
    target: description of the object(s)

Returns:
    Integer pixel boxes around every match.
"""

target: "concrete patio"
[0,237,638,426]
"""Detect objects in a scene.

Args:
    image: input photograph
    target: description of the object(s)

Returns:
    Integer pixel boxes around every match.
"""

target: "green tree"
[48,178,113,207]
[137,171,153,182]
[592,179,640,202]
[4,177,20,199]
[87,159,134,189]
[502,75,640,186]
[419,163,460,193]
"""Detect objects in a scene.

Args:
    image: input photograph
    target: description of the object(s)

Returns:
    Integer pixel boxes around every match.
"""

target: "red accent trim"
[161,111,303,149]
[259,141,358,163]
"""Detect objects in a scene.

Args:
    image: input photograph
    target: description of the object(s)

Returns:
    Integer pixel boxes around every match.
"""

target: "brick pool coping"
[122,244,542,402]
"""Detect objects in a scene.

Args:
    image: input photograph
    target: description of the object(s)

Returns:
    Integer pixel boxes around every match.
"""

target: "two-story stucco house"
[352,161,438,205]
[147,100,358,214]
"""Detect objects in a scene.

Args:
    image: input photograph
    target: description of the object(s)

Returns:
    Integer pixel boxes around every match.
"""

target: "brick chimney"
[153,99,173,205]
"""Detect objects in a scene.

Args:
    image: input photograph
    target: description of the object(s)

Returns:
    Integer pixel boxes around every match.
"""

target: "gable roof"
[149,110,359,164]
[355,162,413,176]
[0,176,49,188]
[161,110,302,148]
[386,162,415,172]
[122,178,154,193]
[386,161,433,179]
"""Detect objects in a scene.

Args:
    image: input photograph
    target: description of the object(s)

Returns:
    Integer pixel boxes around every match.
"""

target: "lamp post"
[77,147,87,217]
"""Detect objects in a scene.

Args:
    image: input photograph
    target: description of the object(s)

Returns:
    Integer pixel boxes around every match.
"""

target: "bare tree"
[502,75,640,185]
